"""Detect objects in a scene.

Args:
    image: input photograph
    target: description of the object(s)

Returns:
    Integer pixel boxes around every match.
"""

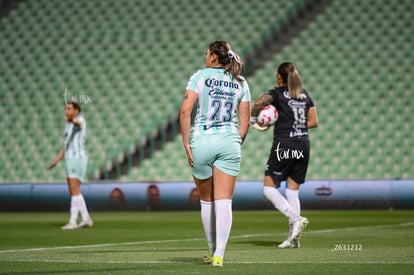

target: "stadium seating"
[125,0,414,181]
[0,0,302,182]
[0,0,412,182]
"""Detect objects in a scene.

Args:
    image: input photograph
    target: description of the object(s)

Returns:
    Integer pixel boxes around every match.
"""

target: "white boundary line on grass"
[1,259,414,265]
[305,221,414,235]
[0,233,273,254]
[0,221,413,254]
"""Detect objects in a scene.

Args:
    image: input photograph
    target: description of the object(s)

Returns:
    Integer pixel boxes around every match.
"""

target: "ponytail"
[278,62,303,100]
[208,40,244,84]
[287,67,303,100]
[225,50,243,83]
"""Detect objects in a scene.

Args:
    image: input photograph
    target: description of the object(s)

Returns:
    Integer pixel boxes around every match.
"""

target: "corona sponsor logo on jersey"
[208,90,236,97]
[288,100,307,108]
[284,90,307,99]
[205,77,239,89]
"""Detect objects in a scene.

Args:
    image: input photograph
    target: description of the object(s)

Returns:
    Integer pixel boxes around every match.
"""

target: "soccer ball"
[257,105,278,126]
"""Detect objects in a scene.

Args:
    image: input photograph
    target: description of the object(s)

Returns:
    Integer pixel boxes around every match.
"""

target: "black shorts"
[264,139,310,184]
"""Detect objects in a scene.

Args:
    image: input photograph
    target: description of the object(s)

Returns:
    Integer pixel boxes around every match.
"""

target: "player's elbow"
[308,119,318,128]
[180,107,192,118]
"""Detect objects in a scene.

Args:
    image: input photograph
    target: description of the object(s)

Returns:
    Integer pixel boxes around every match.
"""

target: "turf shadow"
[232,240,280,247]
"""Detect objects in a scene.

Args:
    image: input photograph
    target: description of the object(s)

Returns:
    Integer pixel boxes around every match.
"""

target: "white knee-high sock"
[264,186,300,224]
[200,200,216,255]
[285,189,300,236]
[69,196,80,224]
[214,199,232,258]
[285,189,300,215]
[77,194,90,221]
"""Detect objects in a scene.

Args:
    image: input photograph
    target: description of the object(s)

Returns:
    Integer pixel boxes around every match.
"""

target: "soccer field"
[0,210,413,274]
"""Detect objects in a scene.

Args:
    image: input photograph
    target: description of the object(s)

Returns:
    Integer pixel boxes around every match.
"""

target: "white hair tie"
[228,50,242,64]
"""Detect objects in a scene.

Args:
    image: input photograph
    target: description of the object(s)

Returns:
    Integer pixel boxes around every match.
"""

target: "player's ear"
[276,73,283,85]
[210,52,218,63]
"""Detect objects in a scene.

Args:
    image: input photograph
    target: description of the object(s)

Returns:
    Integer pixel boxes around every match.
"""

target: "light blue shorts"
[65,158,88,183]
[190,133,241,179]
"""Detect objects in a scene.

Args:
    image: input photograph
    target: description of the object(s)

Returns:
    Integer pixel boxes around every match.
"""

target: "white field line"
[1,259,413,265]
[0,237,204,254]
[0,221,413,255]
[0,234,272,254]
[304,221,414,235]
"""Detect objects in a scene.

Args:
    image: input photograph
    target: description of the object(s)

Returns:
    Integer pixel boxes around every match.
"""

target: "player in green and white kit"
[47,101,93,230]
[180,41,251,267]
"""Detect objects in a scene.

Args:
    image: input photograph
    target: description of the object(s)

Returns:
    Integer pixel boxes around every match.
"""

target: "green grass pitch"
[0,210,413,274]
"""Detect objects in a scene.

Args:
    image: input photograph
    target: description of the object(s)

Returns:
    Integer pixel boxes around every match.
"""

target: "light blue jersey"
[63,115,87,160]
[186,68,251,136]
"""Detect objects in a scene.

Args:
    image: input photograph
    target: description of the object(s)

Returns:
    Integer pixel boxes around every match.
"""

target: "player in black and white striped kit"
[251,62,318,248]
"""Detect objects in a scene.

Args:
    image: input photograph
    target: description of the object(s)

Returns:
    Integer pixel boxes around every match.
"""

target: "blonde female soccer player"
[180,41,250,267]
[251,62,318,248]
[46,101,93,230]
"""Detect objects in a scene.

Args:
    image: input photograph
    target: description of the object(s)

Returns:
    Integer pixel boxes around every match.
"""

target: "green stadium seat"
[0,0,412,182]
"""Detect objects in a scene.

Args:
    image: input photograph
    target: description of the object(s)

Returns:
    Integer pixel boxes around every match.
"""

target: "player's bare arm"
[46,147,64,171]
[238,101,250,144]
[307,106,318,128]
[180,90,198,166]
[251,94,273,116]
[250,94,273,131]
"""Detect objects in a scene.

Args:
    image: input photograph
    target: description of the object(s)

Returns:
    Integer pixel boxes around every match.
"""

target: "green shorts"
[65,158,88,183]
[190,133,241,179]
